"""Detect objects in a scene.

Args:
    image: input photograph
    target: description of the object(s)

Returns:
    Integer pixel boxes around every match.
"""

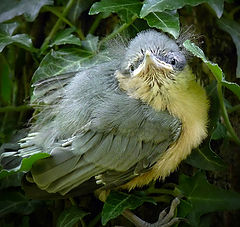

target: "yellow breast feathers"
[116,66,209,189]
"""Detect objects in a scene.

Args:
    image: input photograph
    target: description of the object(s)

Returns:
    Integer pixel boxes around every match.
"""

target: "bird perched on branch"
[0,30,209,226]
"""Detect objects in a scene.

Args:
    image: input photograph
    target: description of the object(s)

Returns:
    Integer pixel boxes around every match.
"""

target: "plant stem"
[89,14,102,34]
[98,14,138,48]
[43,6,84,40]
[40,0,77,53]
[217,83,240,145]
[228,104,240,113]
[88,213,101,227]
[0,105,32,112]
[69,197,76,206]
[229,6,240,19]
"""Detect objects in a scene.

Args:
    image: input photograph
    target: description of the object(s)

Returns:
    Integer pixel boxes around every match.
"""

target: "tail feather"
[0,134,42,170]
[0,143,22,169]
[30,147,105,195]
[22,174,100,199]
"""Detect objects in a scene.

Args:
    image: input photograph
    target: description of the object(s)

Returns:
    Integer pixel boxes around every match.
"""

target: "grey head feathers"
[121,30,186,74]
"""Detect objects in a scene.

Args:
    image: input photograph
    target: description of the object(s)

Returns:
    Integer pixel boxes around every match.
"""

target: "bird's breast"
[119,66,209,189]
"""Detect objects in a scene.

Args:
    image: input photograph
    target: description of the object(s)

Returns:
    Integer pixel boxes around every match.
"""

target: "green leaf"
[221,80,240,100]
[0,153,50,179]
[183,40,223,81]
[185,146,226,171]
[102,191,155,225]
[20,153,50,171]
[207,0,224,18]
[217,18,240,78]
[183,40,240,100]
[50,28,81,47]
[144,11,180,38]
[0,0,53,23]
[0,22,35,52]
[68,0,95,24]
[32,48,92,83]
[81,34,99,52]
[211,121,227,140]
[140,0,209,18]
[177,172,240,226]
[0,191,41,217]
[89,0,142,22]
[205,81,221,134]
[0,172,24,189]
[57,206,89,227]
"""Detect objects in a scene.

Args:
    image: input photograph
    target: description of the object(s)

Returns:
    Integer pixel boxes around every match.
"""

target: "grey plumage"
[0,30,183,195]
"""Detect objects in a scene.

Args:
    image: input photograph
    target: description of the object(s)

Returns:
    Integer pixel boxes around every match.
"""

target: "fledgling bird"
[0,30,209,226]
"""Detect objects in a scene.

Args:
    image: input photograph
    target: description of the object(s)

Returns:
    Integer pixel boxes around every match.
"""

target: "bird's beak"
[144,50,173,72]
[133,50,173,77]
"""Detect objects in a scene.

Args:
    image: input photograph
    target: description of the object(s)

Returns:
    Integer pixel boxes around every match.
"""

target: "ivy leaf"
[0,22,35,52]
[81,34,99,52]
[102,191,156,225]
[207,0,224,18]
[89,0,142,22]
[68,0,95,24]
[144,11,180,38]
[140,0,223,18]
[0,172,24,189]
[140,0,208,18]
[0,0,53,23]
[185,146,226,171]
[32,48,92,83]
[221,80,240,99]
[57,206,89,227]
[205,81,221,134]
[183,40,240,100]
[211,121,227,140]
[217,17,240,78]
[0,153,50,179]
[183,39,223,81]
[50,28,81,47]
[0,191,41,217]
[177,172,240,226]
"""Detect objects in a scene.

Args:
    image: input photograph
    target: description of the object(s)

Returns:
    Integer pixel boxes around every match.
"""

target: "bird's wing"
[32,72,76,104]
[28,64,182,195]
[1,62,181,195]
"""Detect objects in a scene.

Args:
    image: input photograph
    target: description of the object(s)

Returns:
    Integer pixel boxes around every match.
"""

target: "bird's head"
[116,30,187,90]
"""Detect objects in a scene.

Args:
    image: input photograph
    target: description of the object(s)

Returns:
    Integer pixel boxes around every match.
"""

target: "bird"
[0,29,209,226]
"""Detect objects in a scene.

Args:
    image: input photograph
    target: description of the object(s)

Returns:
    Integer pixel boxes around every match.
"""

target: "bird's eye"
[129,64,134,72]
[170,58,176,65]
[166,52,186,71]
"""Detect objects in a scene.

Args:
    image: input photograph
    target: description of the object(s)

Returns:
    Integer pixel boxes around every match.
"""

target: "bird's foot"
[122,197,182,227]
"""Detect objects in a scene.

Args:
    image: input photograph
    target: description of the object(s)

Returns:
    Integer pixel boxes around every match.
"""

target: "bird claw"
[154,197,180,227]
[122,197,182,227]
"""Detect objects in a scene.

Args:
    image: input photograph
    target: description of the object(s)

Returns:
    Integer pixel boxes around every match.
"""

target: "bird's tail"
[0,132,42,170]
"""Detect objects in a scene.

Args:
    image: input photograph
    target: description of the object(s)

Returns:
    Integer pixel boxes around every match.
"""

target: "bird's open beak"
[132,50,173,77]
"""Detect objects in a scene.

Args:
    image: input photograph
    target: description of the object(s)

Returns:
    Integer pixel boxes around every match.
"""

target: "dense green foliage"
[0,0,240,226]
